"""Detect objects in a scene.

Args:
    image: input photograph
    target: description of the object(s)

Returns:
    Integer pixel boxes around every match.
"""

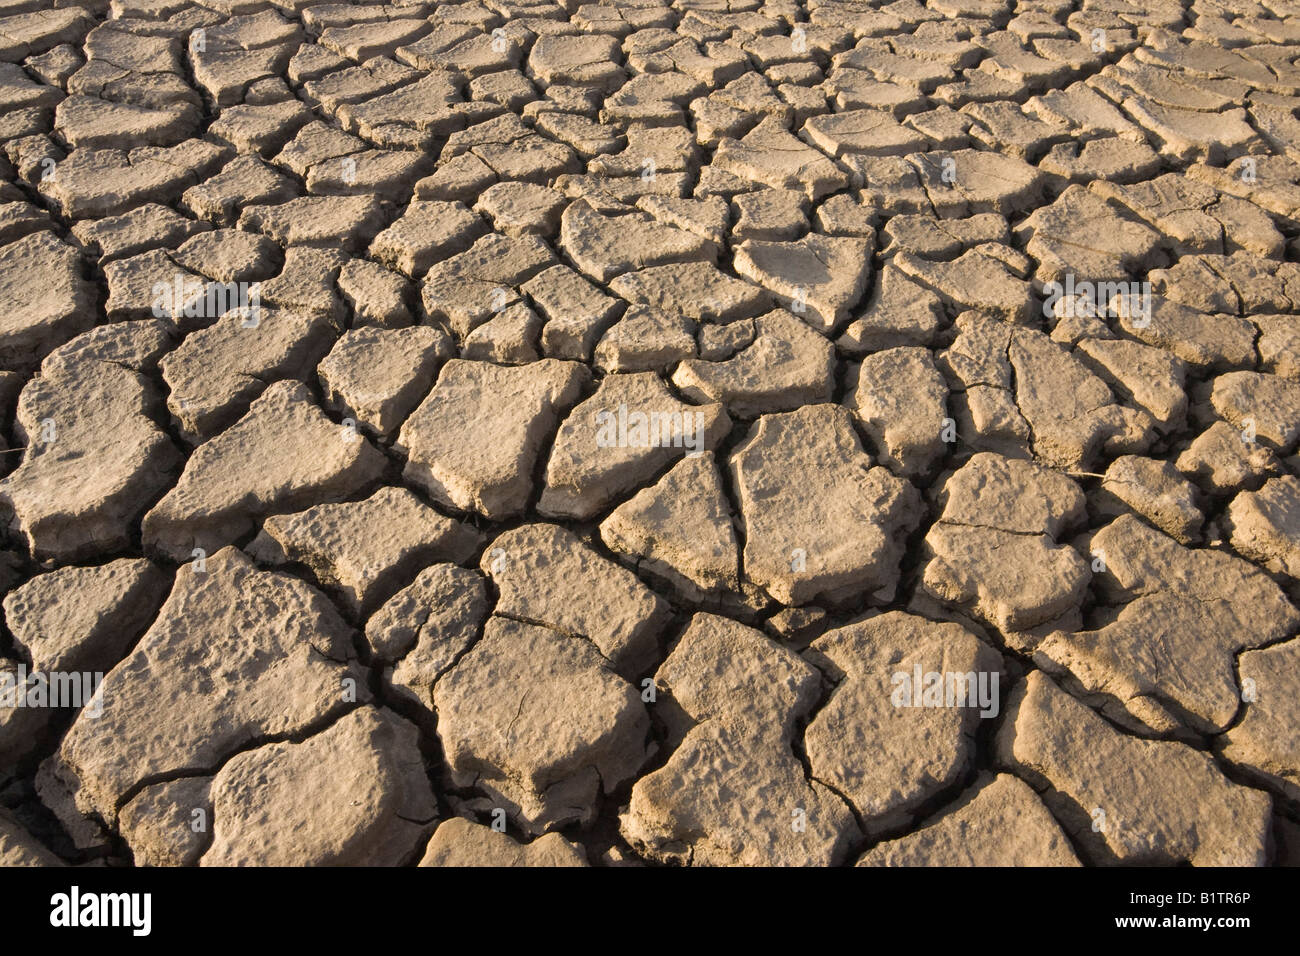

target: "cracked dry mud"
[1,0,1299,871]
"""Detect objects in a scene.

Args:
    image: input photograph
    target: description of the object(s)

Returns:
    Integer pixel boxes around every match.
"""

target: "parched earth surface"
[2,0,1300,869]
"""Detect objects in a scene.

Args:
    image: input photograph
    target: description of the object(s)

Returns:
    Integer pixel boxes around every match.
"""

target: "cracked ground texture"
[1,0,1300,870]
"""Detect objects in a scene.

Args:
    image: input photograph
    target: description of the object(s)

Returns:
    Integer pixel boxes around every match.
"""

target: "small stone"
[73,203,208,262]
[881,212,1008,260]
[621,613,859,866]
[733,232,873,334]
[259,247,347,322]
[594,306,695,373]
[1112,294,1256,373]
[852,346,949,478]
[435,616,651,834]
[857,774,1081,867]
[995,671,1271,865]
[922,453,1090,636]
[161,308,337,444]
[714,116,850,199]
[248,486,481,617]
[461,303,542,364]
[337,258,412,329]
[118,777,211,868]
[1226,475,1300,583]
[731,188,808,242]
[483,523,671,677]
[397,359,589,521]
[172,228,281,284]
[1219,637,1300,803]
[1177,421,1282,496]
[1038,136,1161,185]
[1034,515,1299,736]
[475,181,566,238]
[559,198,717,284]
[806,611,1004,836]
[600,452,741,604]
[673,309,834,418]
[539,372,730,521]
[369,200,484,278]
[1210,371,1300,454]
[910,148,1046,217]
[1075,337,1188,433]
[2,323,181,562]
[142,381,387,562]
[609,261,772,324]
[731,404,921,605]
[203,707,436,866]
[803,108,929,157]
[523,263,622,363]
[1013,184,1164,283]
[419,817,588,867]
[181,154,297,226]
[894,247,1031,324]
[0,232,94,371]
[318,326,452,439]
[420,233,556,337]
[4,559,168,675]
[1093,455,1203,545]
[239,194,386,251]
[41,140,229,219]
[367,564,488,711]
[836,268,944,355]
[43,547,367,830]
